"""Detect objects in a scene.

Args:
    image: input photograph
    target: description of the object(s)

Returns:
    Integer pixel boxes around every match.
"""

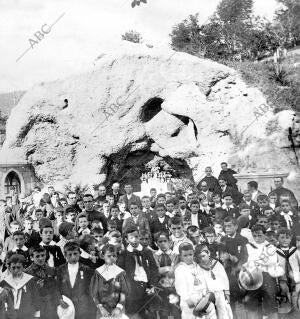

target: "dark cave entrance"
[102,96,197,193]
[103,141,194,192]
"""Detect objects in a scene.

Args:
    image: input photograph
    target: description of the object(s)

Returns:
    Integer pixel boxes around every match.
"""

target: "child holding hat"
[194,243,232,319]
[175,242,217,319]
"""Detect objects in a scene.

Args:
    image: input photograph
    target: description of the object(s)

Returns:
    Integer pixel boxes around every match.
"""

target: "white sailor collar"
[2,272,33,291]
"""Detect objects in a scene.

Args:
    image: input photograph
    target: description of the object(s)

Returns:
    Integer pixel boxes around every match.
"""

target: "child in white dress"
[194,243,233,319]
[175,242,217,319]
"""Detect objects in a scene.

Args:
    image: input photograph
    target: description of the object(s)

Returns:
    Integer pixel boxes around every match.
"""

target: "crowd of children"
[0,162,299,319]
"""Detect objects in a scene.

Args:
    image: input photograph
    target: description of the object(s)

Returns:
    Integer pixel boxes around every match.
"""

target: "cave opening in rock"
[139,97,164,123]
[103,139,194,193]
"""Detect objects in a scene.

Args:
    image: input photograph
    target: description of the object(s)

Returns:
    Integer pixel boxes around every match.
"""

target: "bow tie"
[132,250,142,266]
[160,253,172,267]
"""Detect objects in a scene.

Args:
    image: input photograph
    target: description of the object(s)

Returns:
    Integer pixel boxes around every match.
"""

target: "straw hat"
[277,295,292,314]
[193,292,215,317]
[238,262,263,291]
[57,295,75,319]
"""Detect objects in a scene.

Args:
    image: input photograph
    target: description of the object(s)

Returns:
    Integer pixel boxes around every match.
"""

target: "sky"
[0,0,279,93]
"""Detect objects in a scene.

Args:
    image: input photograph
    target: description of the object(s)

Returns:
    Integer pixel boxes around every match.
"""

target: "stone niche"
[0,163,39,197]
[102,138,194,193]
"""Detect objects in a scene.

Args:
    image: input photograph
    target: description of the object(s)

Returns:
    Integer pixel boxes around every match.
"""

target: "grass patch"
[224,53,300,113]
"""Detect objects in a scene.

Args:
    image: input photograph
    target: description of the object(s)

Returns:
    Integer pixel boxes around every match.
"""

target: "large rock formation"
[2,43,299,191]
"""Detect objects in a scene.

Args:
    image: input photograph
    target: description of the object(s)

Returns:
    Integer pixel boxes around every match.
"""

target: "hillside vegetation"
[226,48,300,113]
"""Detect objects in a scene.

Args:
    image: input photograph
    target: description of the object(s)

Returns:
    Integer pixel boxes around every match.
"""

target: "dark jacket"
[191,211,211,230]
[117,247,159,289]
[110,191,123,205]
[222,205,240,219]
[270,187,298,211]
[119,194,142,210]
[107,216,123,233]
[85,210,108,232]
[198,176,221,194]
[41,243,65,268]
[25,263,60,319]
[56,263,96,319]
[221,233,248,266]
[0,274,40,319]
[277,211,297,230]
[24,230,41,249]
[150,216,170,235]
[239,200,260,214]
[122,214,150,235]
[218,168,238,188]
[144,209,157,224]
[220,186,243,205]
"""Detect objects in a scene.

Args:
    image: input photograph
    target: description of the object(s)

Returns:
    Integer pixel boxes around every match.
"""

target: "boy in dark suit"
[108,204,124,233]
[122,202,150,235]
[240,191,260,214]
[56,241,96,319]
[221,216,248,317]
[177,196,191,219]
[278,199,297,230]
[190,200,211,230]
[39,223,65,267]
[150,204,170,235]
[25,245,61,319]
[152,232,180,319]
[203,226,221,260]
[257,194,270,214]
[222,193,240,219]
[218,178,243,205]
[10,231,31,268]
[221,216,248,266]
[117,227,159,318]
[120,183,142,210]
[142,196,157,223]
[23,216,41,249]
